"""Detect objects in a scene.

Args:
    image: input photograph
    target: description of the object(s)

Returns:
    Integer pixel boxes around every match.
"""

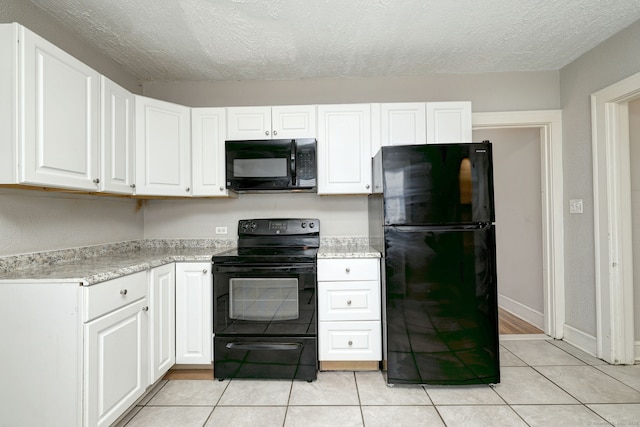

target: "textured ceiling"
[23,0,640,82]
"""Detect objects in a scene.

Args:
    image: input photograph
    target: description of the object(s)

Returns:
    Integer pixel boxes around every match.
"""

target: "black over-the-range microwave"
[225,138,317,192]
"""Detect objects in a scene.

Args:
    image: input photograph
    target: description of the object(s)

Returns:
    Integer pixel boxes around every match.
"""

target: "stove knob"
[309,222,315,229]
[240,222,249,231]
[301,222,307,228]
[250,222,257,231]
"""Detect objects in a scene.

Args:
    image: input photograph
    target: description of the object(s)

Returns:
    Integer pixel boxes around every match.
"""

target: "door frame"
[591,72,640,364]
[473,110,564,339]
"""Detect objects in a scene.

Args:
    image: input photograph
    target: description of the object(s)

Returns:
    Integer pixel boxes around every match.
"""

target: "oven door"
[213,262,316,336]
[212,262,317,381]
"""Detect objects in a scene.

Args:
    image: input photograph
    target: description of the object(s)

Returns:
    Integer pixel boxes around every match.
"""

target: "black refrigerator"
[368,142,500,386]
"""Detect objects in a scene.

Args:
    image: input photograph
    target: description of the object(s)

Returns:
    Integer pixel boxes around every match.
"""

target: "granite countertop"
[0,237,380,286]
[0,240,234,286]
[318,237,380,259]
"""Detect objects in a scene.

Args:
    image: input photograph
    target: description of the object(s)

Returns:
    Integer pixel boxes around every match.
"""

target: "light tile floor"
[115,339,640,427]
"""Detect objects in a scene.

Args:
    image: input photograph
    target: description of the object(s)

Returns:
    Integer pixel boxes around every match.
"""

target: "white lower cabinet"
[84,296,148,427]
[176,262,213,364]
[148,263,176,382]
[317,258,381,362]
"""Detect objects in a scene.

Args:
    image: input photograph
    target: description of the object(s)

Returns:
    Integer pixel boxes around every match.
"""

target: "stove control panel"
[238,218,320,235]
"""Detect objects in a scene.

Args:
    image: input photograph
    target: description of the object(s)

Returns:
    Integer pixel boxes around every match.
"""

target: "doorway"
[591,72,640,364]
[473,110,565,339]
[474,128,545,335]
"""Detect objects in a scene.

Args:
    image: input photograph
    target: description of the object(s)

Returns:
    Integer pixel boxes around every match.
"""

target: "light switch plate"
[215,226,228,235]
[569,199,583,214]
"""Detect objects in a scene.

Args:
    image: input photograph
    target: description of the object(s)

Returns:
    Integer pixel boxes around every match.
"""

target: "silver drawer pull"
[142,306,149,312]
[347,300,352,305]
[348,340,353,346]
[120,289,128,295]
[202,269,208,274]
[345,267,351,273]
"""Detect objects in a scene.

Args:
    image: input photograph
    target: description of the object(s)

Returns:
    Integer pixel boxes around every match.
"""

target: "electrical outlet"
[569,199,583,214]
[215,226,228,235]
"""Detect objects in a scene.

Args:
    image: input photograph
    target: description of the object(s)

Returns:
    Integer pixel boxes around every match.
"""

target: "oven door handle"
[225,342,303,351]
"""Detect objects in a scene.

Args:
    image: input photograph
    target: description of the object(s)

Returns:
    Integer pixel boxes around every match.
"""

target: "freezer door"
[379,143,494,225]
[383,225,499,385]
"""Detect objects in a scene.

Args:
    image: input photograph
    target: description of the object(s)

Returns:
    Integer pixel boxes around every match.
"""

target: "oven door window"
[229,278,299,321]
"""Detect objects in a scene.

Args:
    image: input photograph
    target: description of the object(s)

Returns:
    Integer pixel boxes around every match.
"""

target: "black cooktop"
[212,218,320,265]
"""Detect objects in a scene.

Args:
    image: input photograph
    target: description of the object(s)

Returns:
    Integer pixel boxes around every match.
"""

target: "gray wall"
[0,0,139,93]
[560,19,640,337]
[142,72,560,111]
[0,189,143,257]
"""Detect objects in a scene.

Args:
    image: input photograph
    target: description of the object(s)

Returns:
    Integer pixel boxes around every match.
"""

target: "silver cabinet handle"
[365,184,370,189]
[130,184,136,189]
[345,267,351,273]
[142,306,149,312]
[93,178,100,184]
[347,300,352,305]
[186,187,190,192]
[265,130,270,136]
[219,186,224,191]
[202,269,208,274]
[348,340,353,346]
[120,289,127,295]
[273,130,278,136]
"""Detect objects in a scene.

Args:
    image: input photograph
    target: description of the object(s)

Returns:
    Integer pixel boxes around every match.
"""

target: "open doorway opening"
[474,128,545,335]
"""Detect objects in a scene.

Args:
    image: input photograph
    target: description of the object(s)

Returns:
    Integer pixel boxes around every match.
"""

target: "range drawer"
[318,281,380,321]
[83,271,147,322]
[317,258,379,281]
[318,321,382,361]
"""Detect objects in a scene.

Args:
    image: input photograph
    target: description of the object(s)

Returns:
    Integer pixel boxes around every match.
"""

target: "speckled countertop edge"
[318,237,380,259]
[0,239,236,285]
[0,237,380,285]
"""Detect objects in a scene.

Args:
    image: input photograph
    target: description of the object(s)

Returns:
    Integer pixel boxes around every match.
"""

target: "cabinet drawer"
[318,321,381,361]
[318,281,380,321]
[83,271,147,322]
[317,258,379,281]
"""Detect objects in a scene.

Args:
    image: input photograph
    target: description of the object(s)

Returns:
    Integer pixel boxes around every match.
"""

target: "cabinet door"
[85,298,148,427]
[426,101,472,143]
[0,24,18,184]
[149,263,176,382]
[226,106,271,140]
[21,26,100,190]
[381,102,426,147]
[176,263,213,364]
[101,76,135,194]
[192,108,230,196]
[135,95,191,196]
[317,104,372,194]
[271,105,317,139]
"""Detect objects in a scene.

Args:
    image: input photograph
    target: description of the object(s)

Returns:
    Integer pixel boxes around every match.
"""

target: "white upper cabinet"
[191,108,231,197]
[100,76,135,194]
[426,101,472,143]
[226,105,316,140]
[317,104,372,195]
[372,102,427,155]
[135,95,192,196]
[0,24,18,184]
[20,25,101,190]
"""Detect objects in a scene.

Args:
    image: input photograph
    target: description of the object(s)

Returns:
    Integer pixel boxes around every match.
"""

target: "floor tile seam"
[591,364,640,393]
[546,338,604,366]
[526,365,593,404]
[143,404,216,407]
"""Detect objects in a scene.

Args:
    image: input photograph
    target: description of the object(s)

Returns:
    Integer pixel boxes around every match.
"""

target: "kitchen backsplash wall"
[0,189,143,257]
[143,193,369,239]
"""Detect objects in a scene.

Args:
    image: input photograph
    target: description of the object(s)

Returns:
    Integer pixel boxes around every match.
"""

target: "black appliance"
[225,138,316,192]
[212,218,319,381]
[368,142,500,385]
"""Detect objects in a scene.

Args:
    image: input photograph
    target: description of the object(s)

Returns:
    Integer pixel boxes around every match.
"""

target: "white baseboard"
[498,294,544,330]
[563,324,597,356]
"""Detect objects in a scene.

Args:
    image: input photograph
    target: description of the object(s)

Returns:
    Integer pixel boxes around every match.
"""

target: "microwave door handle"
[291,141,297,185]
